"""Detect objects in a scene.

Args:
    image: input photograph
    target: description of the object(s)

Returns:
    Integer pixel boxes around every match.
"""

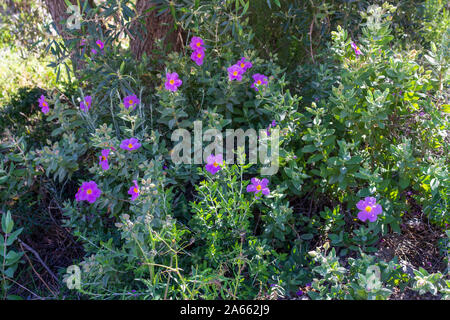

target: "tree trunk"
[43,0,78,37]
[43,0,182,62]
[130,0,183,60]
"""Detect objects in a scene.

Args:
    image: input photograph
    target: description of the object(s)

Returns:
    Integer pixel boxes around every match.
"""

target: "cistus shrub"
[1,0,448,300]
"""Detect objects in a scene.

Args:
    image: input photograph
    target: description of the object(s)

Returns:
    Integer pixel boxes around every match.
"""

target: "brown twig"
[4,275,42,300]
[19,242,57,297]
[18,239,59,283]
[308,18,315,64]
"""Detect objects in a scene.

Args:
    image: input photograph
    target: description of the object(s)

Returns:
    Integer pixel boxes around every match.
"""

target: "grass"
[0,46,61,107]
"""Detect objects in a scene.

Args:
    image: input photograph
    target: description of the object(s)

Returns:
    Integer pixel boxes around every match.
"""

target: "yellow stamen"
[196,42,201,47]
[101,156,106,161]
[240,63,245,68]
[233,71,237,76]
[169,79,174,84]
[87,189,92,195]
[128,143,133,148]
[365,206,372,212]
[256,185,261,191]
[197,53,202,58]
[257,80,261,84]
[133,188,138,193]
[129,100,133,105]
[213,161,218,168]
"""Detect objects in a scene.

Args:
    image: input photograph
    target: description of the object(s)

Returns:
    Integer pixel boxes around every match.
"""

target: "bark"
[130,0,183,60]
[43,0,78,37]
[43,0,95,73]
[43,0,182,62]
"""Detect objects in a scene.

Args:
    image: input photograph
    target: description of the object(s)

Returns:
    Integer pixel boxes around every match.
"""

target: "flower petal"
[358,211,368,222]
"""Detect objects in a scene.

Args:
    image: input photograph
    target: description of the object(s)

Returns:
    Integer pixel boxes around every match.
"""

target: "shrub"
[2,0,448,300]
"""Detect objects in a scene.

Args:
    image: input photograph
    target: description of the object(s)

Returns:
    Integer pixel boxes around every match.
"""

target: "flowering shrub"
[0,0,448,300]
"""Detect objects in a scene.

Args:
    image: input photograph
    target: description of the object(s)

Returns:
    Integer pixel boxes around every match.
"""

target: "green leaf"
[301,145,317,153]
[6,228,23,246]
[1,211,14,234]
[300,233,313,240]
[399,176,410,190]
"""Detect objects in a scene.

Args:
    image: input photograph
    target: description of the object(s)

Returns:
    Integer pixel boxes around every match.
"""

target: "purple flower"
[351,42,362,56]
[123,94,140,110]
[189,36,204,50]
[91,48,97,55]
[251,73,268,91]
[38,95,49,114]
[96,40,104,50]
[75,187,83,202]
[128,180,139,201]
[205,154,223,175]
[164,72,182,92]
[75,181,101,203]
[356,197,382,222]
[296,290,303,296]
[80,95,92,112]
[191,48,205,66]
[266,120,276,136]
[120,138,141,151]
[99,149,110,171]
[80,39,86,46]
[246,178,270,198]
[227,64,244,81]
[237,57,252,72]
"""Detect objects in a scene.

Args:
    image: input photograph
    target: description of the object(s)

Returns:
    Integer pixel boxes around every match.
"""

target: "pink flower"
[351,42,362,56]
[120,138,141,151]
[80,95,92,111]
[236,57,252,72]
[251,73,268,91]
[96,40,104,50]
[123,94,140,110]
[191,48,205,66]
[205,154,223,175]
[356,197,382,222]
[38,95,49,114]
[99,149,110,171]
[75,181,102,204]
[75,186,83,202]
[189,36,204,50]
[227,64,244,81]
[128,180,139,201]
[266,120,276,136]
[164,72,182,92]
[91,48,97,54]
[246,178,270,198]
